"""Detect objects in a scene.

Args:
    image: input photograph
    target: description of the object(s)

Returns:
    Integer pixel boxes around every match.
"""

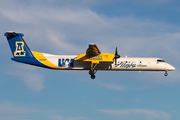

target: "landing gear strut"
[89,63,97,79]
[164,70,168,76]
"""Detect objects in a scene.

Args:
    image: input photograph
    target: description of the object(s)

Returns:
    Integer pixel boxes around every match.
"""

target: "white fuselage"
[43,53,175,71]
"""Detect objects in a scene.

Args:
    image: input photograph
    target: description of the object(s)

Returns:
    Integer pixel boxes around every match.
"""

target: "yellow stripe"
[32,51,62,69]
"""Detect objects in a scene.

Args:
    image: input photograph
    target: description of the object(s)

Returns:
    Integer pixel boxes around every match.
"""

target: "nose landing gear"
[164,70,168,76]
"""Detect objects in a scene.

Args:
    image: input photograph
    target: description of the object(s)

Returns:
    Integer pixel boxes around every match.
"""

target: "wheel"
[89,70,94,75]
[164,73,168,76]
[164,70,168,76]
[91,74,95,79]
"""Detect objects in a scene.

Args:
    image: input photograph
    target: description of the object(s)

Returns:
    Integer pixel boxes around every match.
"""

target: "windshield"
[157,59,166,62]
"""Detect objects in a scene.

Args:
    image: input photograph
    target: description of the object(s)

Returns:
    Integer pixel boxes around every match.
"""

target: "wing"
[86,44,101,57]
[74,44,115,64]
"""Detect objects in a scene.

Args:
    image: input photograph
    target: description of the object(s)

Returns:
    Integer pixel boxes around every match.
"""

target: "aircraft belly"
[73,62,112,70]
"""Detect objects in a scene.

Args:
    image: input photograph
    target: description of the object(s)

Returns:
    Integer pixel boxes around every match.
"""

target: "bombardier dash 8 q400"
[5,31,175,79]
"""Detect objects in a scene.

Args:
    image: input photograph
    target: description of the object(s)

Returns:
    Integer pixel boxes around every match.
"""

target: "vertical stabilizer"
[4,31,52,68]
[4,31,33,58]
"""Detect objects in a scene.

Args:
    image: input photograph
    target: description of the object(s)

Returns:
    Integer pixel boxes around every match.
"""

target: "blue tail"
[5,31,33,58]
[4,31,49,68]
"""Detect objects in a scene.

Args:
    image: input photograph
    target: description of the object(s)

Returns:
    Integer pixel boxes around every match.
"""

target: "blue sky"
[0,0,180,120]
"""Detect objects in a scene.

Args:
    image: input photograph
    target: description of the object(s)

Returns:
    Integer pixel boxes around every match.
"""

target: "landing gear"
[91,74,95,79]
[89,63,98,79]
[164,70,168,76]
[89,70,97,79]
[89,70,94,75]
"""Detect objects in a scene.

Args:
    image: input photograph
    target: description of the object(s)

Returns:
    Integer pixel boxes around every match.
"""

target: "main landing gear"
[89,70,97,79]
[89,63,97,79]
[164,70,168,76]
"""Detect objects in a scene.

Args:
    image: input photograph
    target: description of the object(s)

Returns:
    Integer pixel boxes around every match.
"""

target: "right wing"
[86,44,101,57]
[74,44,114,64]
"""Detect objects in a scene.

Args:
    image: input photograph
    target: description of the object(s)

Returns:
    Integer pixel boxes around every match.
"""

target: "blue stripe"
[12,57,52,69]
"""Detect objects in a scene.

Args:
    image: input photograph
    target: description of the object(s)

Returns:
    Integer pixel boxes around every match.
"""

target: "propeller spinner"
[114,47,120,65]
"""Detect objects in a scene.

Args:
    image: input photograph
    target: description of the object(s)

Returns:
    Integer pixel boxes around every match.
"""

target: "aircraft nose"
[171,66,175,71]
[166,64,175,71]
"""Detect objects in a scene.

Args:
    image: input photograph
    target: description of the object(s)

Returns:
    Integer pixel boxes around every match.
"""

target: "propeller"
[114,47,120,65]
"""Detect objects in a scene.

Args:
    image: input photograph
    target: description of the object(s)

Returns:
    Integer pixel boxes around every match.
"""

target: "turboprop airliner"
[5,31,175,79]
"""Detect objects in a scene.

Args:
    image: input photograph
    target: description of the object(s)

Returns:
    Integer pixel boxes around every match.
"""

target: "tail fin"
[4,31,51,69]
[4,31,33,58]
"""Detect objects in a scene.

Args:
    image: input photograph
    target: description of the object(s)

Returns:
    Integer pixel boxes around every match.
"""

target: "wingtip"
[89,43,95,45]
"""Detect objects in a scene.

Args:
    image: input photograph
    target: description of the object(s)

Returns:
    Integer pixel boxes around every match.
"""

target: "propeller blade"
[115,47,118,55]
[114,47,120,65]
[114,47,120,58]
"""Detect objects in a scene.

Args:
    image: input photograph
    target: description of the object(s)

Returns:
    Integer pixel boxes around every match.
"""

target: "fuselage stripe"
[32,51,62,69]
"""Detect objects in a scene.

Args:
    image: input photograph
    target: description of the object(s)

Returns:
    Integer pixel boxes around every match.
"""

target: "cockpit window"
[157,59,166,62]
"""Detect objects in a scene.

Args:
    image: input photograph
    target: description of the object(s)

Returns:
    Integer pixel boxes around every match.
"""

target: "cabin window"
[157,59,166,62]
[140,61,141,63]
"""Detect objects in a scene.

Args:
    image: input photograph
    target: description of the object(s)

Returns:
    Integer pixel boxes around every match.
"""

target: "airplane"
[4,31,175,79]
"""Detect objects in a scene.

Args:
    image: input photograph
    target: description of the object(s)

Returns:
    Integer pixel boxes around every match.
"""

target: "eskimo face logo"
[14,41,26,56]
